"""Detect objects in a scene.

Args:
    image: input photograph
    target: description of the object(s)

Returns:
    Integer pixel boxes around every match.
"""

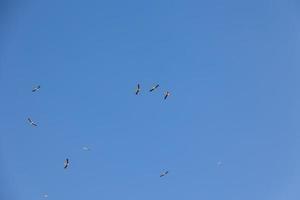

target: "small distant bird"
[82,146,90,151]
[135,84,141,95]
[32,85,41,92]
[217,161,223,167]
[64,158,69,169]
[43,194,48,198]
[160,170,169,177]
[149,84,159,92]
[164,91,170,100]
[27,118,37,127]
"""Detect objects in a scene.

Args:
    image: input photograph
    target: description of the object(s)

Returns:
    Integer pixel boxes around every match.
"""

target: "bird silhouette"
[164,91,170,100]
[160,170,169,177]
[32,85,41,92]
[149,84,159,92]
[135,84,141,95]
[64,158,69,169]
[27,118,37,127]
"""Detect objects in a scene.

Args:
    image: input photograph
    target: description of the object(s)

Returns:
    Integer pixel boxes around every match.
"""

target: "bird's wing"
[28,118,32,123]
[32,123,37,126]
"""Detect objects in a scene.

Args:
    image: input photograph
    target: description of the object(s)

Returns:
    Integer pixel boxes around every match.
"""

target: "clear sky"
[0,0,300,199]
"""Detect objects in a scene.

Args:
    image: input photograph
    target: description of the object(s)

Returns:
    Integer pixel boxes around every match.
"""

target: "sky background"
[0,0,300,199]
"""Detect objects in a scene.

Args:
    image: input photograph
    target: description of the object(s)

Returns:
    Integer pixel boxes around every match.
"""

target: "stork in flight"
[135,84,141,95]
[160,170,169,177]
[64,158,69,169]
[149,84,159,92]
[164,91,170,100]
[32,85,41,92]
[27,118,37,127]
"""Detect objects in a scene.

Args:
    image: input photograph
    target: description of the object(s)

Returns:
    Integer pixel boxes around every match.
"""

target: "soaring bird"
[149,84,159,92]
[27,118,37,127]
[135,84,141,95]
[160,170,169,177]
[217,161,223,167]
[82,146,90,151]
[32,85,41,92]
[64,158,69,169]
[164,91,170,100]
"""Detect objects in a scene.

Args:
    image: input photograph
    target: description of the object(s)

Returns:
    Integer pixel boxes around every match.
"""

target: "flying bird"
[149,84,159,92]
[32,85,41,92]
[64,158,69,169]
[135,84,141,95]
[27,118,37,127]
[43,194,48,198]
[160,170,169,177]
[217,161,223,167]
[82,146,90,151]
[164,91,170,100]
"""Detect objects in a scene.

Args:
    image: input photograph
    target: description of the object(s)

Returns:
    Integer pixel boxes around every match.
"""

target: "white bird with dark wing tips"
[32,85,41,92]
[28,118,37,127]
[164,91,170,100]
[160,170,169,177]
[135,84,141,95]
[149,84,159,92]
[64,158,69,169]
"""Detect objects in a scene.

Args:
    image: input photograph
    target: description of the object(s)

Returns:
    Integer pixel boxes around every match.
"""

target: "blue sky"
[0,0,300,199]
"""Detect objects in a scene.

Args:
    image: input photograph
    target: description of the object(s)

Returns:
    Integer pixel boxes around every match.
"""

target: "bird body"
[160,170,169,177]
[164,91,170,100]
[149,84,159,92]
[82,146,90,151]
[28,118,37,126]
[64,158,69,169]
[135,84,141,95]
[32,85,41,92]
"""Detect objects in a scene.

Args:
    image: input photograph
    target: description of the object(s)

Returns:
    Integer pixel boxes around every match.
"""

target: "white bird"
[32,85,41,92]
[28,118,37,127]
[160,170,169,177]
[64,158,69,169]
[82,146,90,151]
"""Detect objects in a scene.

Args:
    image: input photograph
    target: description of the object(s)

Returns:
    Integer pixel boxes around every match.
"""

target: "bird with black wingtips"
[164,91,170,100]
[160,170,169,177]
[32,85,41,92]
[64,158,69,169]
[149,84,159,92]
[135,84,141,95]
[27,117,37,127]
